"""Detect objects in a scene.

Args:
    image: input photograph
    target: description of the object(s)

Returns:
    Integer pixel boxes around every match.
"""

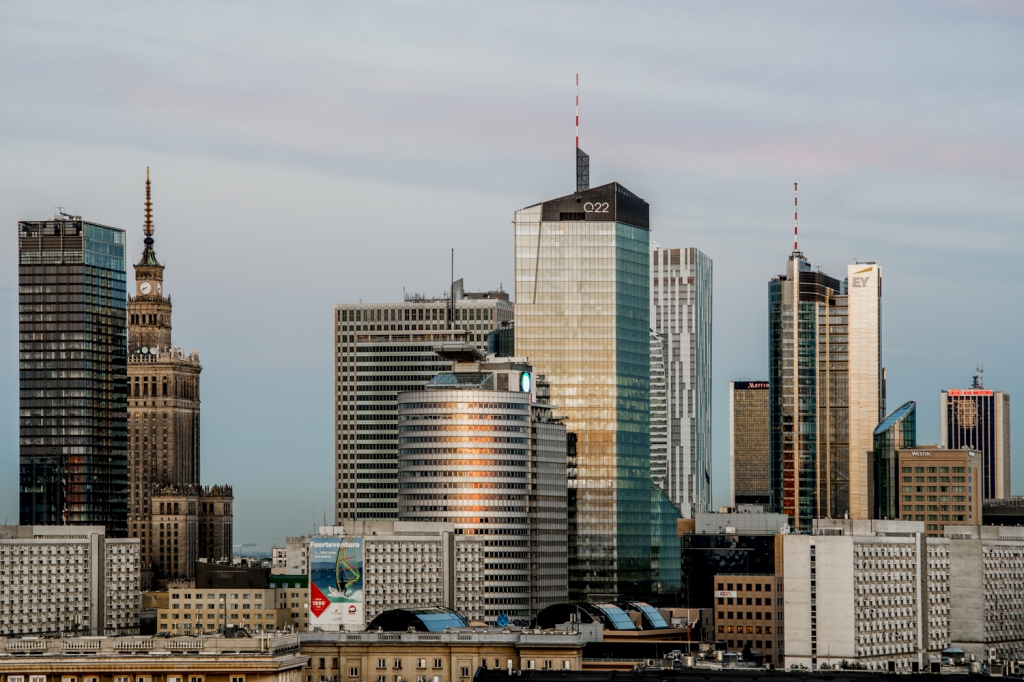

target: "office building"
[157,562,309,633]
[941,376,1011,500]
[781,519,927,672]
[318,522,485,625]
[650,245,713,516]
[650,332,668,489]
[769,252,882,531]
[125,170,233,588]
[871,400,916,520]
[396,348,568,623]
[18,214,128,536]
[677,512,789,610]
[712,574,784,665]
[729,382,770,508]
[896,446,982,535]
[334,282,513,523]
[983,497,1024,526]
[0,633,306,682]
[0,525,140,636]
[514,180,655,602]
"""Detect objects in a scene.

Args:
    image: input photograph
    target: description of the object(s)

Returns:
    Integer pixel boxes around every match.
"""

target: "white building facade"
[650,244,712,516]
[847,262,883,520]
[0,526,140,637]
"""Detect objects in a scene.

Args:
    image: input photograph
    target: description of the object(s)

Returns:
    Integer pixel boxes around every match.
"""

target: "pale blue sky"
[2,2,1023,550]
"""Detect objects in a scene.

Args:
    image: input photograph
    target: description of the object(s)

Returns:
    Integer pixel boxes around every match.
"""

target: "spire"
[138,167,161,267]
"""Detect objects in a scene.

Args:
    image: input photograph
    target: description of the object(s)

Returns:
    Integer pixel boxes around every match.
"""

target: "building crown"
[137,167,162,268]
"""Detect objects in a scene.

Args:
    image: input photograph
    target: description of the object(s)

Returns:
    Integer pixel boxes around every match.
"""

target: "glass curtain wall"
[515,197,652,600]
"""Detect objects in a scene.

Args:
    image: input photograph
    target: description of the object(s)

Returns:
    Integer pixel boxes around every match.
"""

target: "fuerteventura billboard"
[309,536,364,629]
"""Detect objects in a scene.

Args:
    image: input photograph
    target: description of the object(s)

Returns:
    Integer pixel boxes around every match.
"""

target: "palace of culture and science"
[126,170,233,589]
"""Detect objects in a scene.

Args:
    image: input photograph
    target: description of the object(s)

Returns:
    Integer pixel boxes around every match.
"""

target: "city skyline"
[2,3,1023,549]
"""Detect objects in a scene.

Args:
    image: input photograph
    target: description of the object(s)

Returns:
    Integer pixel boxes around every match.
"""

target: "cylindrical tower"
[397,388,531,623]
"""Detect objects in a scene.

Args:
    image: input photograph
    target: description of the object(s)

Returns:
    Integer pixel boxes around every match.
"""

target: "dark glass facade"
[768,255,847,531]
[871,400,916,519]
[18,218,128,537]
[730,381,770,506]
[680,533,777,609]
[944,390,1010,499]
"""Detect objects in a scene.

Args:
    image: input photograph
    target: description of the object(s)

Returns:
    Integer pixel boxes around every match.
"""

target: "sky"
[2,1,1023,551]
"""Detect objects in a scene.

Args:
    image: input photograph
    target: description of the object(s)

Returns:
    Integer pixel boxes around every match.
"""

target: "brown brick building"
[713,573,784,665]
[126,169,233,588]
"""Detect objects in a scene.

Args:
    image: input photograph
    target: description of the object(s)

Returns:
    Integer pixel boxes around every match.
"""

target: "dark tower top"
[129,168,172,353]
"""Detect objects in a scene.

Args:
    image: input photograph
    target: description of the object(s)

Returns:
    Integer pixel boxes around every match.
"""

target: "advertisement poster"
[309,536,364,629]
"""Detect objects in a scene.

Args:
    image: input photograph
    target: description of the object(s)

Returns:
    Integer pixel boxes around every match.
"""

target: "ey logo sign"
[852,266,873,288]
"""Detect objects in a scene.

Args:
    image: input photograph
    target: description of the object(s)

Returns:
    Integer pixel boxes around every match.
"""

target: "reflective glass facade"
[941,389,1011,499]
[871,400,916,519]
[514,182,652,601]
[18,218,129,537]
[768,254,847,531]
[729,381,770,507]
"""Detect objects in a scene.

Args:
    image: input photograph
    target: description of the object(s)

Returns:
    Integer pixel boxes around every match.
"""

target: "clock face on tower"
[139,282,152,295]
[156,283,162,295]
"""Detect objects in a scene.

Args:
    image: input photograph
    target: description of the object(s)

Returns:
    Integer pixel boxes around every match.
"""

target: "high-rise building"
[333,283,513,523]
[870,400,916,520]
[729,381,770,508]
[396,347,568,623]
[941,374,1011,500]
[125,170,233,587]
[649,332,668,490]
[514,181,654,601]
[650,245,712,516]
[769,251,882,531]
[18,214,129,537]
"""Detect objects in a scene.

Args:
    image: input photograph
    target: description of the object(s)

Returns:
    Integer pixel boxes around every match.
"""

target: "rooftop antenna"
[972,366,985,390]
[449,248,454,330]
[793,182,799,252]
[575,74,589,193]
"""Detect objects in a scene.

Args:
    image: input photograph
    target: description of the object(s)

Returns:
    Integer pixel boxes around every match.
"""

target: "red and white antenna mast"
[575,73,580,149]
[793,182,799,252]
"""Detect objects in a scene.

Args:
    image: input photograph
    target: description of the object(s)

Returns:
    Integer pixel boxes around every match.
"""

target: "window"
[463,667,473,677]
[189,677,203,682]
[417,660,427,670]
[433,660,443,670]
[350,669,359,678]
[319,659,326,670]
[393,659,403,670]
[563,662,571,671]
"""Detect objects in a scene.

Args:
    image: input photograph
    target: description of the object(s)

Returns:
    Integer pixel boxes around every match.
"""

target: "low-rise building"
[299,627,583,682]
[712,574,783,665]
[0,525,140,637]
[0,633,305,682]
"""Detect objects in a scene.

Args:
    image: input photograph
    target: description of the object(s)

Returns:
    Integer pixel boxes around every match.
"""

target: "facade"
[334,284,513,523]
[870,401,916,520]
[0,525,140,637]
[941,383,1011,500]
[649,333,668,490]
[712,574,784,665]
[125,171,232,588]
[0,633,306,682]
[896,446,982,536]
[650,245,713,517]
[18,215,128,537]
[315,521,486,625]
[396,349,568,623]
[514,181,654,602]
[781,519,926,672]
[677,512,788,610]
[769,253,882,530]
[159,575,310,633]
[299,628,584,682]
[729,382,770,508]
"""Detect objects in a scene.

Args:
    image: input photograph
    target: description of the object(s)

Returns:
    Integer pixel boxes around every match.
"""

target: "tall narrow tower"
[126,169,230,589]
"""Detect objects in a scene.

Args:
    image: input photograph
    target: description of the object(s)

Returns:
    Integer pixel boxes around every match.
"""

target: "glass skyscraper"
[18,215,129,537]
[941,381,1011,500]
[514,182,653,601]
[768,252,882,530]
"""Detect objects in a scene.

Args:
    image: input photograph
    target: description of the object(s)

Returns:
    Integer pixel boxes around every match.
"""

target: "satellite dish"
[141,347,148,354]
[496,613,509,627]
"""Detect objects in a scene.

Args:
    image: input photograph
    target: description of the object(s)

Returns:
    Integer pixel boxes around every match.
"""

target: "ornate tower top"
[138,167,162,268]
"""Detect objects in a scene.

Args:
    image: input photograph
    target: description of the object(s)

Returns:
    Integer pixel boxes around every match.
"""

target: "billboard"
[309,536,364,629]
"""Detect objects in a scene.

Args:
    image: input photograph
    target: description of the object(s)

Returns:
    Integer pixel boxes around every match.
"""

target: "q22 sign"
[583,202,609,213]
